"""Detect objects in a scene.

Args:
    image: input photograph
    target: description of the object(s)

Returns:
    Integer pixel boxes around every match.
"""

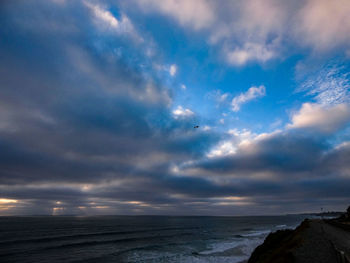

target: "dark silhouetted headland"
[248,206,350,263]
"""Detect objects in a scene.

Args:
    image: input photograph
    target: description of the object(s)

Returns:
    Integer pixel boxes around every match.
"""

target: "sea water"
[0,215,310,263]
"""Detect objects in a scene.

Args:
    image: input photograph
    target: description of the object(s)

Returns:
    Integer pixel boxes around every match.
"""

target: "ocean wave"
[241,229,271,237]
[0,226,200,246]
[199,237,264,256]
[275,224,287,228]
[43,232,193,250]
[0,232,194,258]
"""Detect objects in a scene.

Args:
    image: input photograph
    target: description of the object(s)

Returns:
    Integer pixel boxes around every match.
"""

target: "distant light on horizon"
[0,198,18,204]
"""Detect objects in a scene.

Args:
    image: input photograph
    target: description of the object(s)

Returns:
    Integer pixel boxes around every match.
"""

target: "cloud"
[172,106,194,118]
[207,141,236,158]
[188,130,327,177]
[1,0,350,216]
[85,1,119,28]
[207,90,231,106]
[84,1,143,42]
[295,0,350,51]
[298,63,350,106]
[0,0,219,210]
[181,84,186,90]
[287,103,350,134]
[134,0,215,30]
[202,125,211,131]
[206,128,268,159]
[132,0,285,66]
[218,93,229,102]
[226,42,276,66]
[177,128,350,213]
[169,64,177,76]
[131,0,350,66]
[231,85,266,112]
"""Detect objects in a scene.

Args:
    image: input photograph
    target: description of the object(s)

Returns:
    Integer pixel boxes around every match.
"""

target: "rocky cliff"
[247,219,350,263]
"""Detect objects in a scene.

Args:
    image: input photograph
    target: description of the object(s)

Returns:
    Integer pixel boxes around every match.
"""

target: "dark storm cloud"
[180,131,350,210]
[193,132,350,184]
[193,132,329,175]
[0,0,222,210]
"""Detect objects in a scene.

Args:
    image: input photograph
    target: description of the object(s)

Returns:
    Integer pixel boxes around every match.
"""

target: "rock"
[248,220,309,263]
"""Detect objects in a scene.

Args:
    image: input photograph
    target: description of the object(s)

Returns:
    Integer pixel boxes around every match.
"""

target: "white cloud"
[85,1,119,28]
[223,0,285,66]
[295,0,350,51]
[84,1,143,42]
[134,0,215,30]
[226,43,276,66]
[218,93,229,103]
[287,103,350,134]
[207,141,236,158]
[132,0,283,66]
[207,128,256,158]
[131,0,350,66]
[203,125,211,131]
[169,64,177,77]
[298,64,350,106]
[231,85,266,112]
[207,90,231,104]
[181,84,186,90]
[172,106,194,118]
[228,129,255,146]
[207,128,283,159]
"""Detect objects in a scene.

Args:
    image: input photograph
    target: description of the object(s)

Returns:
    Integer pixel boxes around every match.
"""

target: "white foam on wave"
[127,228,278,262]
[197,236,265,261]
[239,238,265,256]
[275,224,287,228]
[199,240,241,255]
[127,236,266,263]
[128,249,250,263]
[241,229,271,237]
[175,254,247,263]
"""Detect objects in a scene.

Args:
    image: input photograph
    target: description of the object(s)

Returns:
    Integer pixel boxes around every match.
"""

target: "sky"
[0,0,350,216]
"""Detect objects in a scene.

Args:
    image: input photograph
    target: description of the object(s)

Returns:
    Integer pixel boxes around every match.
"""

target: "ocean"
[0,215,311,263]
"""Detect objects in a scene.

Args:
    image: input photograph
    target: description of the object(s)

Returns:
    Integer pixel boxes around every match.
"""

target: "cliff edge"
[247,218,350,263]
